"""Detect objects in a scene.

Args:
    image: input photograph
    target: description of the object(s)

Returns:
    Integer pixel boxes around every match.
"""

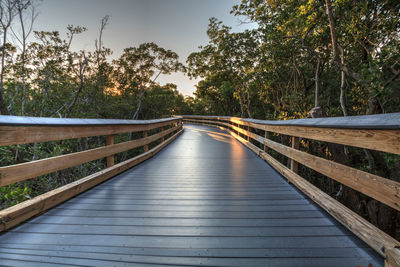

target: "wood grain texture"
[0,126,180,186]
[291,136,299,173]
[183,116,400,155]
[0,128,183,232]
[264,131,269,152]
[246,121,399,156]
[0,119,181,146]
[385,248,400,267]
[260,125,400,155]
[183,119,231,129]
[143,131,148,152]
[106,135,114,167]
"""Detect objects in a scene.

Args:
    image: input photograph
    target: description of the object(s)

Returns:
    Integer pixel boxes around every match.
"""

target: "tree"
[114,42,184,119]
[0,0,16,114]
[187,18,259,118]
[12,0,37,115]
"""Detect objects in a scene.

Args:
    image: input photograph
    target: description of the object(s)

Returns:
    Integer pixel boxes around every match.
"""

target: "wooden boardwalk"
[0,124,383,266]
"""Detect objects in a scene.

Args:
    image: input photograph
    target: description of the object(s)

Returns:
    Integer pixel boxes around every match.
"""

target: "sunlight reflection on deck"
[230,132,246,197]
[184,125,232,143]
[185,125,247,198]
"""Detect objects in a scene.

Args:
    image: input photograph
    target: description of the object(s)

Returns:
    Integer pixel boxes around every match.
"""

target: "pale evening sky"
[33,0,255,96]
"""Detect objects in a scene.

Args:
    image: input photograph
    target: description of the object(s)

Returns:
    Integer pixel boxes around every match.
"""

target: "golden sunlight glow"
[104,87,122,96]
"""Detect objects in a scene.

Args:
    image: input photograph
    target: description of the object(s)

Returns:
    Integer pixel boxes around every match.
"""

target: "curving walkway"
[0,124,383,266]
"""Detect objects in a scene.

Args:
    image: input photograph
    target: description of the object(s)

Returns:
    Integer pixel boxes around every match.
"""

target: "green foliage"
[1,186,31,209]
[186,0,399,119]
[187,17,260,117]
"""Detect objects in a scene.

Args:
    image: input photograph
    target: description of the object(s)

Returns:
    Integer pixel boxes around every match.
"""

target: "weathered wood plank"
[0,249,381,267]
[261,125,400,155]
[385,248,400,267]
[161,127,165,142]
[182,114,399,130]
[0,244,378,258]
[183,116,400,155]
[106,135,114,167]
[183,119,231,129]
[234,118,400,155]
[0,119,180,146]
[10,224,350,236]
[264,131,269,152]
[143,131,148,152]
[0,128,183,232]
[0,125,180,186]
[290,136,299,173]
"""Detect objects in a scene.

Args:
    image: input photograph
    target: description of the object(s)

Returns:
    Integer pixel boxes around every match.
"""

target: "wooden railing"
[182,114,400,266]
[0,116,183,232]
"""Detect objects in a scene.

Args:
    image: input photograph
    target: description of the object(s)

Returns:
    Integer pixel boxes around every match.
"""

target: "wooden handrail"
[0,116,183,231]
[183,114,400,155]
[0,119,177,146]
[0,125,180,186]
[182,114,400,263]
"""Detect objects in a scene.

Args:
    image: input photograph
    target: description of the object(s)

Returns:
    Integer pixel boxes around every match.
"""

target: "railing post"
[143,130,148,152]
[264,131,269,153]
[161,126,165,142]
[247,126,250,141]
[290,136,299,173]
[386,248,400,267]
[106,135,114,167]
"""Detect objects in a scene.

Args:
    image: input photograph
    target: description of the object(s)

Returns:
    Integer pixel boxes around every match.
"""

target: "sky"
[33,0,255,96]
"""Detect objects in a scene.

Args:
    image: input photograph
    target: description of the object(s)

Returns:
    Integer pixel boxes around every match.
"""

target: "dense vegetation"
[186,0,400,240]
[0,0,399,239]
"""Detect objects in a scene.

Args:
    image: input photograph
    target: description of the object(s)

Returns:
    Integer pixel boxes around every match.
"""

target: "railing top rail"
[182,113,400,130]
[0,115,182,127]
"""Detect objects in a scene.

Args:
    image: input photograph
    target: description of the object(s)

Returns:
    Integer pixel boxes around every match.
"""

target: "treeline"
[0,5,190,119]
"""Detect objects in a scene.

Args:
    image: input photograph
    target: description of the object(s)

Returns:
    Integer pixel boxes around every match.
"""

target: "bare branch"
[0,0,18,115]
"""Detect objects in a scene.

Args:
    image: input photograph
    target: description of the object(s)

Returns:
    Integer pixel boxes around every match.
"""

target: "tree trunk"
[338,47,347,116]
[65,61,86,118]
[238,91,244,118]
[324,0,339,62]
[314,57,321,107]
[0,28,9,115]
[132,87,145,120]
[18,5,28,116]
[245,87,252,118]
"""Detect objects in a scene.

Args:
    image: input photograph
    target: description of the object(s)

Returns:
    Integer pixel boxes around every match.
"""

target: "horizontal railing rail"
[0,116,183,231]
[182,114,400,266]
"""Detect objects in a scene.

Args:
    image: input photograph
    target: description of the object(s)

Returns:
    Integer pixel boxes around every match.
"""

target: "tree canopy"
[187,0,400,119]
